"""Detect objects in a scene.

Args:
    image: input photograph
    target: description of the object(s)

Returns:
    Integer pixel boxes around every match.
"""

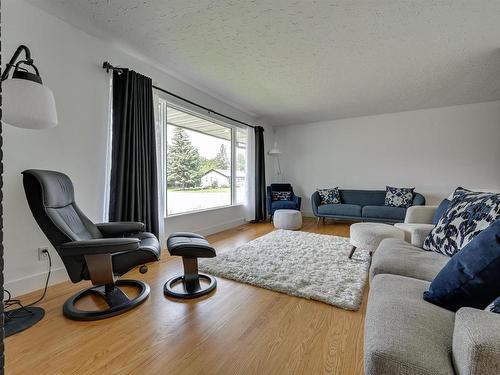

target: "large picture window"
[156,96,247,216]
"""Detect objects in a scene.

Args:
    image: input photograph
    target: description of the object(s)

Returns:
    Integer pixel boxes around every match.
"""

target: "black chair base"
[164,273,217,299]
[63,279,150,321]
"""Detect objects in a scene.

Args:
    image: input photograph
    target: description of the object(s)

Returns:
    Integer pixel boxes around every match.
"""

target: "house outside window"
[156,95,247,216]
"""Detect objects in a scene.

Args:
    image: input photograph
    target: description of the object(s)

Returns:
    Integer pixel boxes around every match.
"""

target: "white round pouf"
[350,222,404,253]
[273,209,302,230]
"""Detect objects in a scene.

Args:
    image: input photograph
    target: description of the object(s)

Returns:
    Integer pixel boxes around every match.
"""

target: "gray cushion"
[317,203,362,217]
[167,235,216,258]
[365,274,455,375]
[370,238,449,282]
[362,205,407,220]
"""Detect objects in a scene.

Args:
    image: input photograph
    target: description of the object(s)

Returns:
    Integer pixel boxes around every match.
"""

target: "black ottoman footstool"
[164,232,217,299]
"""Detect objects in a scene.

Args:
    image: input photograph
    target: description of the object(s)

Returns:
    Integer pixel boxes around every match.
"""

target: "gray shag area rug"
[199,229,370,310]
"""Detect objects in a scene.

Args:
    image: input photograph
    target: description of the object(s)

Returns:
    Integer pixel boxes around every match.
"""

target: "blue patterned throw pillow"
[432,199,451,225]
[423,220,500,312]
[423,188,500,256]
[384,186,414,208]
[317,187,341,205]
[272,191,291,201]
[485,296,500,314]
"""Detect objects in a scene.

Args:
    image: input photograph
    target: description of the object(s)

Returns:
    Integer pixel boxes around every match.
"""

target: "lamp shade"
[3,77,58,129]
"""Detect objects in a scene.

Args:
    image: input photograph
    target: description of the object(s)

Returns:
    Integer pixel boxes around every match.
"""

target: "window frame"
[155,91,247,218]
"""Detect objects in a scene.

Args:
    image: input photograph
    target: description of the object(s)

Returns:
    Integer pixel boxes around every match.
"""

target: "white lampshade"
[3,78,58,129]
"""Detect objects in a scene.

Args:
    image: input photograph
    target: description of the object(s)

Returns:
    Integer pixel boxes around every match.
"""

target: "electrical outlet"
[38,246,49,261]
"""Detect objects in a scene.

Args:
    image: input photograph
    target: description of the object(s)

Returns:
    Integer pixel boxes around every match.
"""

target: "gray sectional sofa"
[311,189,425,224]
[364,207,500,375]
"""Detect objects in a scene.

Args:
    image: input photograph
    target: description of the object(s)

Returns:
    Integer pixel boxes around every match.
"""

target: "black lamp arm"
[1,45,33,81]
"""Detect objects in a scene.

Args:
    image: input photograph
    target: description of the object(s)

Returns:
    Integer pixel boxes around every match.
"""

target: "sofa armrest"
[311,191,321,216]
[394,223,435,248]
[452,307,500,375]
[292,195,302,210]
[266,186,273,213]
[412,193,426,206]
[404,205,438,224]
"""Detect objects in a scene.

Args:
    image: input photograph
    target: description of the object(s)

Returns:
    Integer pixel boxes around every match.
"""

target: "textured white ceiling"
[27,0,500,126]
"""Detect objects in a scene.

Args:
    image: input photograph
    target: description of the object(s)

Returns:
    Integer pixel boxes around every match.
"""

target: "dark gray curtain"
[109,69,159,236]
[254,126,266,221]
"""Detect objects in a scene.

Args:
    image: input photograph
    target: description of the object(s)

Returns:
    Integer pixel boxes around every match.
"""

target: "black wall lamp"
[2,44,58,129]
[1,44,58,340]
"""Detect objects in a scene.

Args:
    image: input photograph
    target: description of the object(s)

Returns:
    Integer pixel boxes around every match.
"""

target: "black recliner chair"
[22,169,161,320]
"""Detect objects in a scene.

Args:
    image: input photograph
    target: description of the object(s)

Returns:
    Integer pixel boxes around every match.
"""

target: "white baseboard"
[195,217,246,236]
[5,267,69,298]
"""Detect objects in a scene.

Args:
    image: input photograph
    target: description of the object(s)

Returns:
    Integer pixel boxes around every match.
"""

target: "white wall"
[274,101,500,216]
[4,0,274,296]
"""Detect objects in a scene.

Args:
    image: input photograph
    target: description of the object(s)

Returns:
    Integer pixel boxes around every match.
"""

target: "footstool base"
[164,273,217,299]
[164,232,217,299]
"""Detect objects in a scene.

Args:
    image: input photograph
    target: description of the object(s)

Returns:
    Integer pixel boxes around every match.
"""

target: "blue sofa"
[311,189,425,224]
[267,183,302,220]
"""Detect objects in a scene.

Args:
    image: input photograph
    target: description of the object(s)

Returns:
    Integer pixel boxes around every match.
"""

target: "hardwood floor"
[5,218,367,375]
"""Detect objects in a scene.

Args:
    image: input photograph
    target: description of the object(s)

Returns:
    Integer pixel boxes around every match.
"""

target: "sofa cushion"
[339,189,386,206]
[365,274,455,375]
[423,220,500,312]
[384,186,415,208]
[423,187,500,256]
[317,203,361,217]
[271,200,299,210]
[370,238,449,282]
[362,205,406,221]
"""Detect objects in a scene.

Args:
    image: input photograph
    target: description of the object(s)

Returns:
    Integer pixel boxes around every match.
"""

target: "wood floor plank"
[5,218,366,374]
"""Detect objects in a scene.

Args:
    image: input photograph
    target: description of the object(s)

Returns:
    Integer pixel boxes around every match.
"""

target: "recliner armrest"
[452,307,500,375]
[59,238,140,256]
[96,222,145,237]
[394,223,435,248]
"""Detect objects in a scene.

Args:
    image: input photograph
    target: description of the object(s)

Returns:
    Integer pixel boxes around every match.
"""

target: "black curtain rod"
[102,61,256,129]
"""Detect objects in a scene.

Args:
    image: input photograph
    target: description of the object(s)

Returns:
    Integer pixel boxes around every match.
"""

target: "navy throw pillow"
[423,219,500,312]
[485,296,500,314]
[432,199,451,225]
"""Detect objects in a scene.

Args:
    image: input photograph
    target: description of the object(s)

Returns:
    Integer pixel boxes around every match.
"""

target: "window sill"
[165,204,245,219]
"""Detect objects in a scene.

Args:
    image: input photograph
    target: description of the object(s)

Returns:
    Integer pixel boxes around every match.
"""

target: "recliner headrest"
[22,169,75,208]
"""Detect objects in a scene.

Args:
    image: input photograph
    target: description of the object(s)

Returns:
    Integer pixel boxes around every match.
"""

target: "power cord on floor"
[4,249,52,322]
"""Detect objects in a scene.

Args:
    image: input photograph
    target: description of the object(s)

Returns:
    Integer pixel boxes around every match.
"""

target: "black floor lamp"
[1,44,58,341]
